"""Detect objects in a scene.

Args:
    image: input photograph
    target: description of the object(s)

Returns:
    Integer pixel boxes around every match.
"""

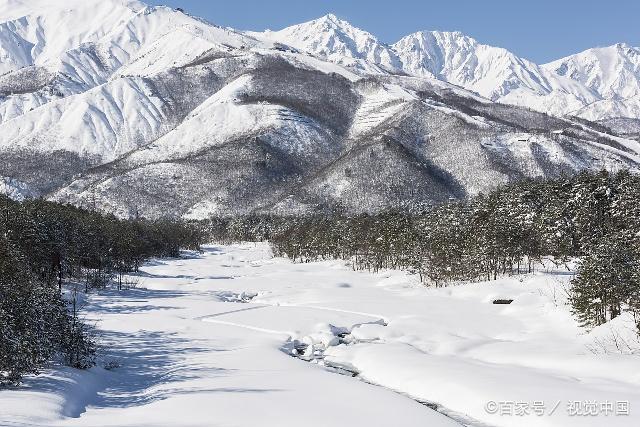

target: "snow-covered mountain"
[262,15,640,120]
[544,43,640,99]
[0,0,265,158]
[0,1,639,218]
[391,31,597,116]
[543,44,640,120]
[255,17,591,115]
[252,14,402,74]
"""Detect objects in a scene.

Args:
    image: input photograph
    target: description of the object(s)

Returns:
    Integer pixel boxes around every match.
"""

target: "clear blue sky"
[148,0,640,63]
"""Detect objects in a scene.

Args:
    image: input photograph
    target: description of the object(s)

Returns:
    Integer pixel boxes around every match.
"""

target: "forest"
[0,196,202,385]
[205,170,640,334]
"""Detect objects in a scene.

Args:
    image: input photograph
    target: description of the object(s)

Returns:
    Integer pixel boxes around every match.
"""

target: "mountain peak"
[298,13,374,39]
[317,13,341,23]
[610,42,640,52]
[259,13,401,73]
[398,30,479,49]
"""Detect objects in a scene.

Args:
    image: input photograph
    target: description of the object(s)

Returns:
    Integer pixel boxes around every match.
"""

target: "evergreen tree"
[570,232,640,328]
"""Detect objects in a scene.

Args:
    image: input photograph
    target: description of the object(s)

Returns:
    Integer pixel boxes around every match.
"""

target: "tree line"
[203,170,640,334]
[1,196,203,385]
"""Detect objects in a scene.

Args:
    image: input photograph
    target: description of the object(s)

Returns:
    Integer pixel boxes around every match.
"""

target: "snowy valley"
[3,243,639,427]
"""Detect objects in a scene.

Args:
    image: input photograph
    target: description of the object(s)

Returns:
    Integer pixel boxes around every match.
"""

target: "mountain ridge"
[0,1,639,219]
[259,14,639,120]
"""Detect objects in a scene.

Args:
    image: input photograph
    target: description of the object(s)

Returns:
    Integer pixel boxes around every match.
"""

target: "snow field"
[1,243,639,427]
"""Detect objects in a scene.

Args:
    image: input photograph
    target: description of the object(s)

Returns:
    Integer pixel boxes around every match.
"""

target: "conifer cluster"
[1,197,203,385]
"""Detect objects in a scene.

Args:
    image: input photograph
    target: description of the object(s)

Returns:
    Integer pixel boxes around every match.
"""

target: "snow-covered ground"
[2,243,639,427]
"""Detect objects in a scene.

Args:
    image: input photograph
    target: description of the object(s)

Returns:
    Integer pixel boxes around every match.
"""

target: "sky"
[147,0,640,63]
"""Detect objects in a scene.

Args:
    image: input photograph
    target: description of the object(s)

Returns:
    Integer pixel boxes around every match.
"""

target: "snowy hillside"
[3,244,638,427]
[0,1,639,217]
[0,0,265,157]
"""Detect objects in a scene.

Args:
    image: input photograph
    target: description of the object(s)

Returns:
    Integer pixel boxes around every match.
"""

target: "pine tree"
[570,232,640,328]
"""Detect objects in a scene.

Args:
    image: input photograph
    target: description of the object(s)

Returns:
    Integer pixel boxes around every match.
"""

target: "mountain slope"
[50,72,640,219]
[0,0,275,197]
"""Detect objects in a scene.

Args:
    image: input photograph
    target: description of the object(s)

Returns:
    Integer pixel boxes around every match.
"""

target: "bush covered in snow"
[0,196,205,385]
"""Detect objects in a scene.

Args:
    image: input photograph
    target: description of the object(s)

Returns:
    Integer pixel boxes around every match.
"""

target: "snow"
[350,82,416,136]
[118,73,334,168]
[394,31,548,97]
[182,200,222,221]
[0,244,458,427]
[0,77,169,159]
[425,101,492,129]
[251,14,402,75]
[281,50,361,82]
[573,95,640,121]
[3,244,639,427]
[0,0,269,158]
[252,15,640,120]
[0,176,34,200]
[389,30,599,117]
[544,44,640,102]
